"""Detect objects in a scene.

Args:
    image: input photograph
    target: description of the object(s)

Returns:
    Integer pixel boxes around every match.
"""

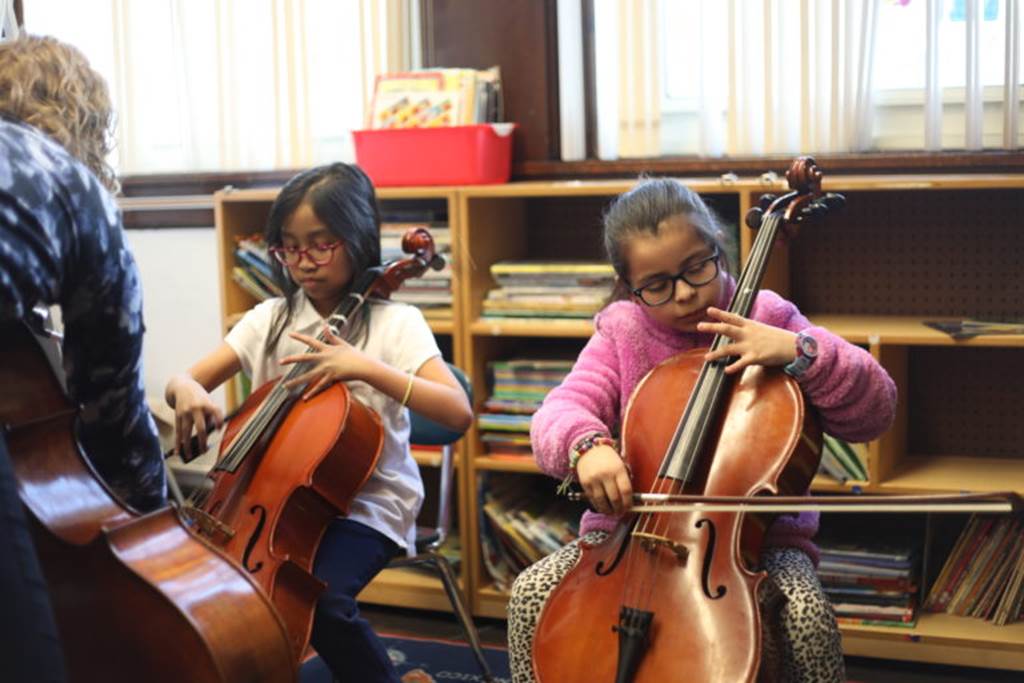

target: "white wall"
[124,227,226,412]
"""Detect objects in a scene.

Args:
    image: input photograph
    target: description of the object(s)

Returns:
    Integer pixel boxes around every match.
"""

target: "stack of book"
[924,514,1024,625]
[381,220,453,320]
[232,234,282,301]
[817,435,869,484]
[477,359,574,457]
[483,260,614,319]
[817,539,919,627]
[478,473,583,591]
[368,67,503,129]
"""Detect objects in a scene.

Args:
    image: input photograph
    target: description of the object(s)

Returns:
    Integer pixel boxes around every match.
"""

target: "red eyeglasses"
[268,242,342,267]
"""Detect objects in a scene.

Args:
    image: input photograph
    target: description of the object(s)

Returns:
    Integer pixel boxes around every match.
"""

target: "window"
[593,0,1024,159]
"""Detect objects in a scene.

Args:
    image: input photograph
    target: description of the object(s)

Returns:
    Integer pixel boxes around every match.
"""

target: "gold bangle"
[400,372,415,407]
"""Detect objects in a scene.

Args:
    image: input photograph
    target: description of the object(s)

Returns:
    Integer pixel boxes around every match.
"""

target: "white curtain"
[1005,0,1021,147]
[24,0,412,175]
[591,0,1023,159]
[0,0,19,38]
[592,0,662,159]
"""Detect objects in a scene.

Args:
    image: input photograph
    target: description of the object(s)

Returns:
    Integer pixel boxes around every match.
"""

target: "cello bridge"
[633,531,688,564]
[178,504,235,545]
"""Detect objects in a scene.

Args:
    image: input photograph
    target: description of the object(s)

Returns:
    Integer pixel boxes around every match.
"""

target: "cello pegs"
[745,195,776,230]
[822,192,846,212]
[802,193,847,222]
[744,207,764,230]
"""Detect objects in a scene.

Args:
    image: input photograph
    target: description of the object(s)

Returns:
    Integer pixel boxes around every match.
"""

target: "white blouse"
[225,293,440,553]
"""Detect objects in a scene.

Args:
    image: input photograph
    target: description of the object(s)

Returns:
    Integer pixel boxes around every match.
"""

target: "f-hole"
[696,518,726,600]
[242,504,267,573]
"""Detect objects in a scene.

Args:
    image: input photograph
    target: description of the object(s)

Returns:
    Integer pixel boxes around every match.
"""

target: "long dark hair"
[602,177,733,304]
[264,163,382,353]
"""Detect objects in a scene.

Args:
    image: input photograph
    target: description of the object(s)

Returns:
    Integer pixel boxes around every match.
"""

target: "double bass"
[1,317,295,683]
[181,227,445,660]
[533,158,843,683]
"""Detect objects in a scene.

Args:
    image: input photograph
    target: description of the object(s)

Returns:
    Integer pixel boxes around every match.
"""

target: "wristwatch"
[783,331,819,379]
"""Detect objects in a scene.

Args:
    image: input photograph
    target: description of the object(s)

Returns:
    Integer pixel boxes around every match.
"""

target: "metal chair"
[390,363,495,683]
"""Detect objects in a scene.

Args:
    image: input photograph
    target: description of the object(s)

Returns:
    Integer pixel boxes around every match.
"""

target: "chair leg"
[429,552,496,683]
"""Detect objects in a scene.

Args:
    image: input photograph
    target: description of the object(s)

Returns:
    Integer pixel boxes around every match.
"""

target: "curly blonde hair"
[0,35,118,192]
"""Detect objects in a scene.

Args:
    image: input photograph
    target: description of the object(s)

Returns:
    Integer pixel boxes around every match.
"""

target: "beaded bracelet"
[568,433,616,471]
[556,432,616,496]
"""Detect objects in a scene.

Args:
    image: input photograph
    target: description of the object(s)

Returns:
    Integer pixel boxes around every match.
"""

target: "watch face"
[798,334,818,356]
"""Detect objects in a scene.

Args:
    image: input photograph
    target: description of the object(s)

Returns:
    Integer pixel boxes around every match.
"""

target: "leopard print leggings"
[507,532,844,683]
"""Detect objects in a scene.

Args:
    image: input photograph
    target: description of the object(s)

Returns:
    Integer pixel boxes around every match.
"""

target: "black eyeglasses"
[269,242,342,267]
[630,250,720,307]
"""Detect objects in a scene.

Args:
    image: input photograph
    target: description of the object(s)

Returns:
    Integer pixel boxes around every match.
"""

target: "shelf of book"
[475,583,512,619]
[474,454,541,473]
[809,474,871,493]
[839,612,1024,669]
[875,455,1024,496]
[469,458,1023,502]
[809,315,1024,347]
[469,318,593,338]
[470,582,1024,668]
[358,567,467,613]
[425,319,455,335]
[410,447,446,469]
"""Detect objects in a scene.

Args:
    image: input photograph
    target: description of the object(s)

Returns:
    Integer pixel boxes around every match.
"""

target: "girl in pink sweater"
[507,178,896,683]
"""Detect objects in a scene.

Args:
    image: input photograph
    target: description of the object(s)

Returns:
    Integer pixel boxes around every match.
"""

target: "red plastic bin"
[353,123,516,187]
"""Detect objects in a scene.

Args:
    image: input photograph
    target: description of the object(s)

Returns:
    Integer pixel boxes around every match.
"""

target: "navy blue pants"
[301,517,401,683]
[0,433,67,683]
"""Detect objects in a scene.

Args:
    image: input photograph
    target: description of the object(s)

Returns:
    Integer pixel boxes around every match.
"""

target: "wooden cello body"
[183,226,445,660]
[190,376,384,660]
[533,158,842,683]
[1,320,295,683]
[533,351,820,682]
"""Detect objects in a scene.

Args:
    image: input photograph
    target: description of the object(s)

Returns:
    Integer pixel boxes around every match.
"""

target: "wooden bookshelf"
[213,174,1024,671]
[840,613,1024,670]
[454,175,1024,672]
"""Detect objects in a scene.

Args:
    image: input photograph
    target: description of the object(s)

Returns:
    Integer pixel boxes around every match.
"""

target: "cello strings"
[186,248,436,510]
[218,332,330,470]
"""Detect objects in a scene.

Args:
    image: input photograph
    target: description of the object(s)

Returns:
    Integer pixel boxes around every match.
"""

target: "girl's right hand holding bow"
[576,445,633,516]
[165,375,223,460]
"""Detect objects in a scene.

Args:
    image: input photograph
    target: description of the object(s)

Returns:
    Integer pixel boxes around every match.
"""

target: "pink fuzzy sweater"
[529,280,897,566]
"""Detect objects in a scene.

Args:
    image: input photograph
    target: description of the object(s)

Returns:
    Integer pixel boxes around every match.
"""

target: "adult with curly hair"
[0,33,119,191]
[0,34,165,683]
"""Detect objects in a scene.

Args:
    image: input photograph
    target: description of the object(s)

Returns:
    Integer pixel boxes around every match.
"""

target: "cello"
[532,157,843,683]
[1,317,296,683]
[181,227,445,660]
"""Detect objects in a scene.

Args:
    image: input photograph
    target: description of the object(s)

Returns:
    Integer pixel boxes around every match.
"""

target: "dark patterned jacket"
[0,117,165,511]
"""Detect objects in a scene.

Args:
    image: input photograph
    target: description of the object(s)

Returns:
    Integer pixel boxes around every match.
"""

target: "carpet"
[383,633,511,683]
[302,633,511,683]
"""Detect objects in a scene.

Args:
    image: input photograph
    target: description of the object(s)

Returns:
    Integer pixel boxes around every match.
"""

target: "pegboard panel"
[525,196,610,260]
[788,189,1023,318]
[907,347,1024,458]
[523,193,741,262]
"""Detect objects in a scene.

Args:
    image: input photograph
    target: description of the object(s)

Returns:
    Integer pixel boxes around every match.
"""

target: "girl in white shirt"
[165,163,472,683]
